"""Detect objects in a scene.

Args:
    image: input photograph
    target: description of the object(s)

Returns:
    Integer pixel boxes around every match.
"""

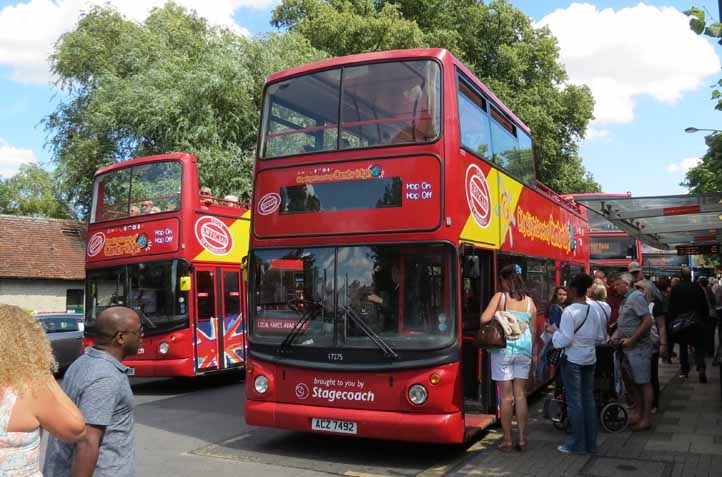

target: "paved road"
[131,373,475,476]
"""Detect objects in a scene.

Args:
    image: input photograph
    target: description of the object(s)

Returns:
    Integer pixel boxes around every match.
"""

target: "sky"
[0,0,720,197]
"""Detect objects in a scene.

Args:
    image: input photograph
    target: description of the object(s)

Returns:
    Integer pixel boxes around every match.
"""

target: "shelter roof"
[0,215,87,280]
[573,193,722,251]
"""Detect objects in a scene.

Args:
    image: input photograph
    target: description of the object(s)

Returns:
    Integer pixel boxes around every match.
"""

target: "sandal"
[497,442,514,452]
[516,441,527,452]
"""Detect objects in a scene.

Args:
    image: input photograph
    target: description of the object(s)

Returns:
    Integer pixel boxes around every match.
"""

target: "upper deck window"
[90,161,182,223]
[457,76,534,186]
[260,60,441,159]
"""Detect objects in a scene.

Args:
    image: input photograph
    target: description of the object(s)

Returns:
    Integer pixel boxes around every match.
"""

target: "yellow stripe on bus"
[193,218,251,263]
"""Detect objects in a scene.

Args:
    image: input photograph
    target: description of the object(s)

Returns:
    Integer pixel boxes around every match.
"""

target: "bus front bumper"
[245,399,465,443]
[123,358,195,377]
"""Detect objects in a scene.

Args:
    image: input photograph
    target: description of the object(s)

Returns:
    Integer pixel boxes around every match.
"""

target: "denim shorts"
[624,346,652,384]
[491,351,531,381]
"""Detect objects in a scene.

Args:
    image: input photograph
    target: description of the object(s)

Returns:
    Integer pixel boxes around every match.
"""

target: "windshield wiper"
[340,305,399,359]
[277,300,323,355]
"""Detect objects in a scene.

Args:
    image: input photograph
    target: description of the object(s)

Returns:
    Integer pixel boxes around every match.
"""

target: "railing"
[535,180,584,214]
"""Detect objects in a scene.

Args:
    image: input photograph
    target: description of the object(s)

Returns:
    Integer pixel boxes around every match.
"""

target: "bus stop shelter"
[574,192,722,402]
[573,193,722,253]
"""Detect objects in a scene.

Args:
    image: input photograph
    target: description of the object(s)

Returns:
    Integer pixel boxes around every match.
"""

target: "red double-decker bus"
[245,49,589,443]
[84,153,251,377]
[566,193,642,277]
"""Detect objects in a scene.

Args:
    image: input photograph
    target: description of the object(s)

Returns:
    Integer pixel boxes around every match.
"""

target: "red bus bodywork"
[84,153,251,377]
[246,49,589,443]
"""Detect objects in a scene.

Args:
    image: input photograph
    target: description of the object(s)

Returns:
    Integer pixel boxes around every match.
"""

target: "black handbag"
[670,310,697,337]
[548,305,590,366]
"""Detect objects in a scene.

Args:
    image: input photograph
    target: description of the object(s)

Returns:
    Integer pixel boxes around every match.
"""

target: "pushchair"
[545,344,629,433]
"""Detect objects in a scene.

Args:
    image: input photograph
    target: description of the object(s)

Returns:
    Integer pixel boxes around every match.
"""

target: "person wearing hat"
[628,261,663,302]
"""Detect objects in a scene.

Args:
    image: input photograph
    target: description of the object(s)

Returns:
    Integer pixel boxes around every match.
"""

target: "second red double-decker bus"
[567,193,642,277]
[245,49,589,443]
[84,153,251,377]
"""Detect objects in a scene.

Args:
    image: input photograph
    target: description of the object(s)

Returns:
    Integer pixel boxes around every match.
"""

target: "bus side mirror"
[180,276,192,291]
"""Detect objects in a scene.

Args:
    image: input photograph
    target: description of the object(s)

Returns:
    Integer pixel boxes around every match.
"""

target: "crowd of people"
[481,261,721,456]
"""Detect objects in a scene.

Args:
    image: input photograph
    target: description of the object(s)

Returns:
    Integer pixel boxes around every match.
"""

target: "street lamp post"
[685,127,722,134]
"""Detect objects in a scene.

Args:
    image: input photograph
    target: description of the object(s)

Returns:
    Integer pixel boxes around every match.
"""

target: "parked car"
[35,313,85,372]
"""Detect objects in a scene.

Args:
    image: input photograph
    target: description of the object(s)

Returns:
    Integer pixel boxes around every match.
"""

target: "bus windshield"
[250,244,455,351]
[85,259,190,336]
[260,60,441,158]
[590,236,638,261]
[90,160,182,223]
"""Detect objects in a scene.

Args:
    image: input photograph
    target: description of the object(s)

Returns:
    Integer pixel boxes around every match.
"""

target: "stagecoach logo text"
[257,192,281,215]
[87,232,105,257]
[295,383,309,400]
[465,164,491,228]
[299,377,376,403]
[195,216,233,256]
[516,207,572,253]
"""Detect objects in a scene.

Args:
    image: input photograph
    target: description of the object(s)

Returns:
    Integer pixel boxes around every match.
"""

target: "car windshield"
[250,244,455,351]
[85,259,190,336]
[90,160,182,223]
[260,60,441,158]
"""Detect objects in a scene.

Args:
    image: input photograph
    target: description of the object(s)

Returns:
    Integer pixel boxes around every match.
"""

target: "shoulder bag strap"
[574,305,591,335]
[503,292,507,311]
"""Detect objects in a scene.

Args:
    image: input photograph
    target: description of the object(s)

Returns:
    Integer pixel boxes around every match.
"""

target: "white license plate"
[311,418,357,434]
[127,368,135,376]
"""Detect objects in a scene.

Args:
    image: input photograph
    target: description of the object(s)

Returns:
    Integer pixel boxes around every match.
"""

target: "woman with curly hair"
[0,304,86,476]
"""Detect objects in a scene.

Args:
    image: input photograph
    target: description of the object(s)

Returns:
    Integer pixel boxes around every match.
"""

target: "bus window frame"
[257,57,445,161]
[91,160,184,224]
[455,70,537,189]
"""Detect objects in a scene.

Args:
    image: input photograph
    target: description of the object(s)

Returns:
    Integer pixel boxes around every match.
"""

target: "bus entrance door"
[219,270,246,369]
[194,268,246,373]
[461,248,496,415]
[194,268,223,372]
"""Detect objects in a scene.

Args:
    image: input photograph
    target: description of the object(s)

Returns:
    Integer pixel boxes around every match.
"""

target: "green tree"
[45,3,325,217]
[0,164,73,218]
[683,7,722,193]
[272,0,600,193]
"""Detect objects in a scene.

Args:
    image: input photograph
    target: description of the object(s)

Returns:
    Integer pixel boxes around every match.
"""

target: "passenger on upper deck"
[129,206,140,217]
[140,200,154,215]
[200,186,213,209]
[224,195,240,207]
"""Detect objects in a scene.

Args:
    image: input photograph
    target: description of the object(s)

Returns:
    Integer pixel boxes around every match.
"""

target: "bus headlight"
[408,384,428,405]
[159,342,170,354]
[254,375,269,394]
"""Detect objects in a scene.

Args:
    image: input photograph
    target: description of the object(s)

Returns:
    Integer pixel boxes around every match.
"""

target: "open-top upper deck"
[87,152,250,267]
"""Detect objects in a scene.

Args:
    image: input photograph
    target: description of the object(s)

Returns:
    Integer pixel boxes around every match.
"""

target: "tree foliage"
[45,3,325,217]
[272,0,600,193]
[682,7,722,193]
[0,164,73,218]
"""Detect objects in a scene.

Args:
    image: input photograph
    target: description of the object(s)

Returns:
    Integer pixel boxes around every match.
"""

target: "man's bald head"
[96,306,139,344]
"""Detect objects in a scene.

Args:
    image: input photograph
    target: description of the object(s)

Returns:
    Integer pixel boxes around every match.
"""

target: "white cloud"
[0,0,277,85]
[666,156,701,174]
[0,139,37,177]
[538,3,721,124]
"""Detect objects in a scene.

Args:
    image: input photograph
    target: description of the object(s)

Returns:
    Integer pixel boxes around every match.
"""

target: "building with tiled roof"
[0,215,87,313]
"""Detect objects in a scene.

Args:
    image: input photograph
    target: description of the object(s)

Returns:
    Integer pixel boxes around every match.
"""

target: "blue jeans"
[562,360,597,453]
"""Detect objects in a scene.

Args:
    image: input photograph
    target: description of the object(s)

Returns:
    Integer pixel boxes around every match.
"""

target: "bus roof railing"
[535,180,583,214]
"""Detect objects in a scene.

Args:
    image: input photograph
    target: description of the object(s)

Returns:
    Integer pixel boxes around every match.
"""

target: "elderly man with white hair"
[612,272,654,431]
